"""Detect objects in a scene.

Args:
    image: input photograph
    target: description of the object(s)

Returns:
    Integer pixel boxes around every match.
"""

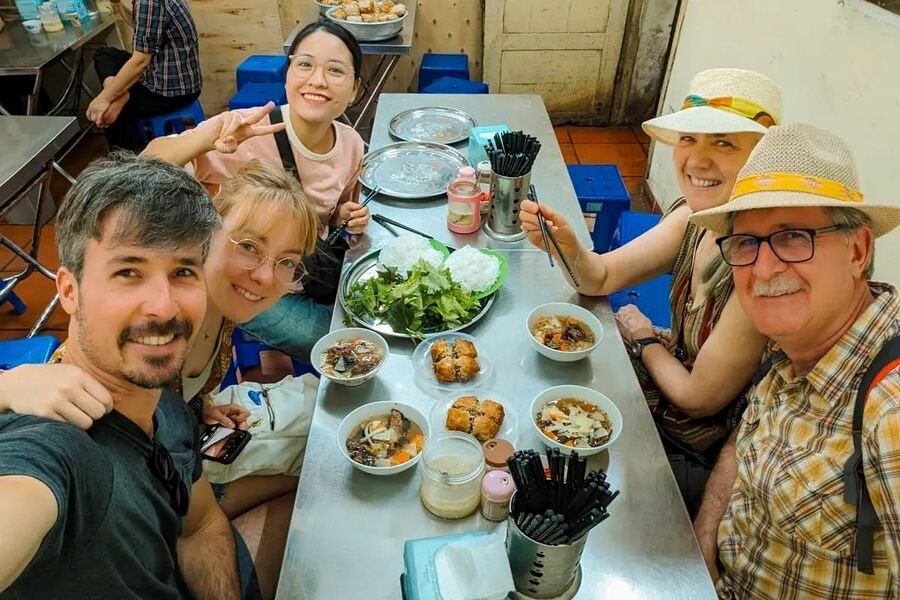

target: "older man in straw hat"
[690,123,900,598]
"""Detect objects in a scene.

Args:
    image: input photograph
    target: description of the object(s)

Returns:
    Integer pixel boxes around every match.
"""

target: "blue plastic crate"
[609,273,672,329]
[228,82,287,110]
[418,53,470,92]
[567,164,630,252]
[422,76,488,95]
[236,55,288,88]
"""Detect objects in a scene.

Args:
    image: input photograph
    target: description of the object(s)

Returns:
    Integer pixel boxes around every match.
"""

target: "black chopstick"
[529,184,554,268]
[327,186,381,245]
[544,221,581,287]
[371,214,433,240]
[373,216,399,237]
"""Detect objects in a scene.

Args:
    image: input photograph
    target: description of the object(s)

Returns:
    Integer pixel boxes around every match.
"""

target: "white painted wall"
[646,0,900,282]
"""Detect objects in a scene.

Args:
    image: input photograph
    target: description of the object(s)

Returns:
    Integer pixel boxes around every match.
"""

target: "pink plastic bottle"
[446,166,481,234]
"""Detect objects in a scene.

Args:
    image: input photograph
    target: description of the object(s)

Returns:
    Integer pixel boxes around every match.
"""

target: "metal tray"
[325,6,406,42]
[339,248,495,339]
[388,107,476,145]
[359,142,468,200]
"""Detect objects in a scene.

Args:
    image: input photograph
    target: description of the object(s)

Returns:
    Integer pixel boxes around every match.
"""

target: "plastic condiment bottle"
[480,470,516,522]
[482,438,514,472]
[446,166,482,234]
[476,160,493,215]
[38,2,63,32]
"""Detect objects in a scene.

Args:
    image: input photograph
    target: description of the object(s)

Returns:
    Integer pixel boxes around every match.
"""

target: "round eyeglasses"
[289,55,354,84]
[229,237,305,285]
[716,225,848,267]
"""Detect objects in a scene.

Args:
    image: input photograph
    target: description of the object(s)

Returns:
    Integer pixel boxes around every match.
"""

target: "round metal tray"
[359,141,469,200]
[339,248,495,339]
[388,106,476,145]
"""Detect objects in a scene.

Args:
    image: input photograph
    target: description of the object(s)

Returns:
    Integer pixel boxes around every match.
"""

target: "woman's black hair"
[287,21,363,81]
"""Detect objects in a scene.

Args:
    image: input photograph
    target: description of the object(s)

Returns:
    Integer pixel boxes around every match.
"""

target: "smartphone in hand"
[200,424,251,465]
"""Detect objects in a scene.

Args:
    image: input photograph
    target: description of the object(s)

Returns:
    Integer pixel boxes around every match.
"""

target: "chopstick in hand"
[529,184,554,268]
[327,186,381,245]
[546,225,581,288]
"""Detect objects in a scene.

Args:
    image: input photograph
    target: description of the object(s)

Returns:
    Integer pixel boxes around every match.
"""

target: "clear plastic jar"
[419,432,485,519]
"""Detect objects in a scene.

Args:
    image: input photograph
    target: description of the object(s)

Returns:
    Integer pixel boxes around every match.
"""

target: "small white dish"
[526,302,603,363]
[23,20,43,34]
[337,401,430,475]
[428,389,519,446]
[411,332,492,393]
[530,385,623,456]
[311,327,389,387]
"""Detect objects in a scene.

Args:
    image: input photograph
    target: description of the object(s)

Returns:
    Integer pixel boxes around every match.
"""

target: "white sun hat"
[642,68,782,146]
[690,123,900,237]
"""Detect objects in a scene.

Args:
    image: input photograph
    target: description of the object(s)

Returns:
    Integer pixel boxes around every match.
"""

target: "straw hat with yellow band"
[642,68,782,146]
[690,123,900,237]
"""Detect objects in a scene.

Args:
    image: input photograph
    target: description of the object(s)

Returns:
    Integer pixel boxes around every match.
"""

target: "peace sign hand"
[209,101,287,154]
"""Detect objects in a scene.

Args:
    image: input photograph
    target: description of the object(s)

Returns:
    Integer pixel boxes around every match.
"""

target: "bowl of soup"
[530,385,622,456]
[312,328,389,387]
[337,401,430,475]
[526,303,603,362]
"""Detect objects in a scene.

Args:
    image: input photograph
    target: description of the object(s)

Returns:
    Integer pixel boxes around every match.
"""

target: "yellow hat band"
[731,173,864,204]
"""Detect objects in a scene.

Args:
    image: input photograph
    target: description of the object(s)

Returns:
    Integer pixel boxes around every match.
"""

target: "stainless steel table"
[0,14,116,114]
[276,94,716,600]
[0,116,79,335]
[283,5,416,131]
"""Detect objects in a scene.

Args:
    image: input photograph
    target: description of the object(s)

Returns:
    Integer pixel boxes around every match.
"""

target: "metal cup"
[484,171,529,242]
[506,495,587,599]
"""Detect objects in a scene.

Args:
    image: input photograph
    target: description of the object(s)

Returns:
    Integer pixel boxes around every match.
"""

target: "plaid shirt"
[717,282,900,599]
[133,0,201,97]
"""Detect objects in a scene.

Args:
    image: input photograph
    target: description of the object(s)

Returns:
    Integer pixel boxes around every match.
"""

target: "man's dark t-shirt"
[0,389,201,599]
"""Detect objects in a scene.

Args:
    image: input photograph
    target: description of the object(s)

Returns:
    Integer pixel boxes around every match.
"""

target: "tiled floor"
[1,126,655,341]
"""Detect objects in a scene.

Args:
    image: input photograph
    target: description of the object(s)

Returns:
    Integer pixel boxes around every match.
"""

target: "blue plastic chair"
[0,335,60,370]
[418,53,470,92]
[228,83,287,110]
[422,77,488,94]
[136,99,205,144]
[236,55,289,88]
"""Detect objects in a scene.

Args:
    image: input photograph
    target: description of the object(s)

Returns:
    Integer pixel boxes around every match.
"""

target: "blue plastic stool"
[609,274,672,329]
[607,210,671,328]
[418,54,470,92]
[422,77,488,95]
[567,165,631,252]
[136,99,205,144]
[0,335,61,370]
[236,55,289,88]
[228,82,287,110]
[609,210,661,251]
[0,278,27,315]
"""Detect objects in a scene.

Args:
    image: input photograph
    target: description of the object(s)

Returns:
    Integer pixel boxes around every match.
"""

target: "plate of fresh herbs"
[340,247,496,340]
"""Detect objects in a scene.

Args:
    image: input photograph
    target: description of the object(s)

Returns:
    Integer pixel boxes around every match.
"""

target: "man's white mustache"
[753,276,803,297]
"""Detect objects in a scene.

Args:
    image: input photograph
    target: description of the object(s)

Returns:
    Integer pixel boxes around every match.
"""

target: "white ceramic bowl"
[23,20,43,34]
[337,401,430,475]
[526,302,603,362]
[530,385,622,456]
[311,327,389,387]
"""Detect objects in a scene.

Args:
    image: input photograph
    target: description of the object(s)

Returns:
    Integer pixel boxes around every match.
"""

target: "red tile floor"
[1,126,656,340]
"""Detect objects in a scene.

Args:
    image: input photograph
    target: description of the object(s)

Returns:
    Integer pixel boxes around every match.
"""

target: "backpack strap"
[752,349,786,387]
[267,107,298,173]
[842,334,900,574]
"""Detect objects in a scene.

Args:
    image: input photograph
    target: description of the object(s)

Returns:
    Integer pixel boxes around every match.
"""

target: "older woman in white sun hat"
[519,68,782,515]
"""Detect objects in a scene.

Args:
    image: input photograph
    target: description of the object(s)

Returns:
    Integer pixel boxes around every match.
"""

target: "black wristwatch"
[632,336,661,359]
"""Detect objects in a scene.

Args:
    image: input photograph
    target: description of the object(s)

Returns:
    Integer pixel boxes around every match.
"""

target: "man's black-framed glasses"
[149,438,190,516]
[716,225,848,267]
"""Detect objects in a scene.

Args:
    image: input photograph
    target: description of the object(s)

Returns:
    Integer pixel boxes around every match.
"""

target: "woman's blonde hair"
[214,159,320,256]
